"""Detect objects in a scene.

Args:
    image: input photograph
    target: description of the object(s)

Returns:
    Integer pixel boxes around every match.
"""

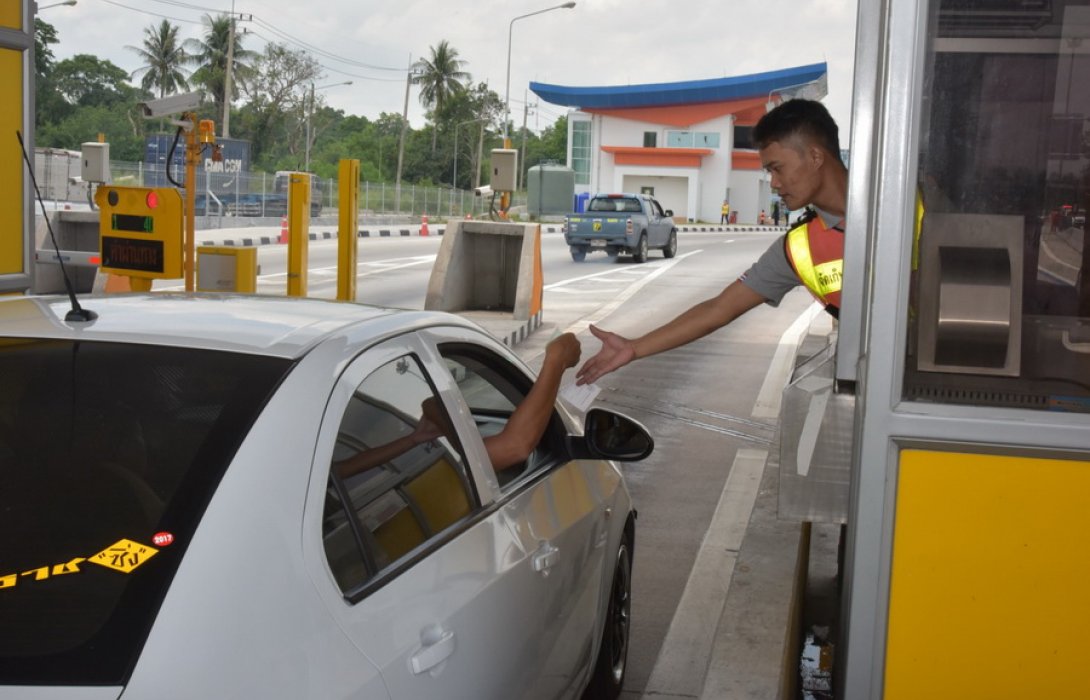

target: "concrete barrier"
[425,219,543,332]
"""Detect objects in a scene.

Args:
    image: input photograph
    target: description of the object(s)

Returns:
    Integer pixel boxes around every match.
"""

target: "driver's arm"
[482,334,581,471]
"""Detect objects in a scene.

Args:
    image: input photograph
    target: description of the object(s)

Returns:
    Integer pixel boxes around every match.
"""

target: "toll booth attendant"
[577,99,848,385]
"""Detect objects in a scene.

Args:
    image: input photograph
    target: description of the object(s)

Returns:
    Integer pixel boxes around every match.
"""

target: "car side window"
[651,199,665,217]
[439,343,562,488]
[321,354,479,595]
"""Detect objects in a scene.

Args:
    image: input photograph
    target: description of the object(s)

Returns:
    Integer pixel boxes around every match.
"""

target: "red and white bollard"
[420,213,429,236]
[279,216,289,244]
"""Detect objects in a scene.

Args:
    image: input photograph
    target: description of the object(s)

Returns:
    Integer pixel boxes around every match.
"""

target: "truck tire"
[663,230,677,258]
[633,234,648,263]
[570,246,588,262]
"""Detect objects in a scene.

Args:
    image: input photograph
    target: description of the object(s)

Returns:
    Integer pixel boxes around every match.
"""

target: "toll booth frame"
[0,0,34,294]
[837,0,1090,696]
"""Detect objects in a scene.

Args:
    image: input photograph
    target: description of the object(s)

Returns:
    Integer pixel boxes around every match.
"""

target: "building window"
[667,131,693,148]
[571,120,591,185]
[734,126,755,150]
[643,131,657,148]
[666,131,721,149]
[695,132,721,148]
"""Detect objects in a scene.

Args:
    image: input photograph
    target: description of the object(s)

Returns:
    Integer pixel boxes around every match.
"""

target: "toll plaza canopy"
[530,62,828,110]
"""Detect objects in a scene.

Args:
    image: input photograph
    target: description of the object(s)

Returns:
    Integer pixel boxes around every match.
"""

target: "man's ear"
[807,143,826,168]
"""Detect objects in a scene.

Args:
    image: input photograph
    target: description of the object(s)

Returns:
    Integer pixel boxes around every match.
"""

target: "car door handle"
[532,541,560,575]
[410,626,456,675]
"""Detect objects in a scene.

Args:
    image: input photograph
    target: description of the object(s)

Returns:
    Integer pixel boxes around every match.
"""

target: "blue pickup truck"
[564,193,678,263]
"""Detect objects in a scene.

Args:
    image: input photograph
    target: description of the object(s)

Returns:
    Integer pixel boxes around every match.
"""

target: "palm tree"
[127,20,190,98]
[412,40,470,151]
[185,13,255,121]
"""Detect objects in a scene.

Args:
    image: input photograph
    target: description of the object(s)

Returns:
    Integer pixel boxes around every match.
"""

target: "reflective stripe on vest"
[785,218,843,307]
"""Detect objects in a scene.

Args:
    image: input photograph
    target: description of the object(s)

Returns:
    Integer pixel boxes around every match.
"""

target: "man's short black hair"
[752,99,841,163]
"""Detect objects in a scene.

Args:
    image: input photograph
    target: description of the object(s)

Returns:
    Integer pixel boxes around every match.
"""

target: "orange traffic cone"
[279,216,288,244]
[420,213,430,236]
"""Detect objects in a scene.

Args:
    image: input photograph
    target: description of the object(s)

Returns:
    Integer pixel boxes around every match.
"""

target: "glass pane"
[667,131,694,148]
[324,355,476,593]
[905,0,1090,413]
[0,340,291,685]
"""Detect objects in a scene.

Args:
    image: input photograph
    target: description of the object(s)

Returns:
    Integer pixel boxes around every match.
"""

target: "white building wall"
[728,169,773,225]
[568,107,770,223]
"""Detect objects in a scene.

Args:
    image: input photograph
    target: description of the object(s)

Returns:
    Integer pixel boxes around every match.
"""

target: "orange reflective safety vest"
[784,212,844,316]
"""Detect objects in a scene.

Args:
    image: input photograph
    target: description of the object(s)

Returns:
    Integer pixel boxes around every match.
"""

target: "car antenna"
[16,130,97,323]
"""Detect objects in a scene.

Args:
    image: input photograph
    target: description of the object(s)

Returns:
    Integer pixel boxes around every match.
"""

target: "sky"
[40,0,859,137]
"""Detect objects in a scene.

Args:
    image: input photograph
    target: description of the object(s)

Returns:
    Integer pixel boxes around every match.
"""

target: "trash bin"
[729,211,738,224]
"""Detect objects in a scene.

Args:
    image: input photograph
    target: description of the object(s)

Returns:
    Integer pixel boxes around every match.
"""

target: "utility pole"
[395,55,412,213]
[223,0,235,138]
[474,122,485,190]
[519,92,535,191]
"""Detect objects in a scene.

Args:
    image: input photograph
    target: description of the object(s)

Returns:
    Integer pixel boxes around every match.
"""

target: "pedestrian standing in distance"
[773,201,781,226]
[576,99,849,386]
[721,200,731,225]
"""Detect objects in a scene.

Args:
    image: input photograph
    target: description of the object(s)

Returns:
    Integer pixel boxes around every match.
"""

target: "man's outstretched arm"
[484,333,581,471]
[576,279,766,385]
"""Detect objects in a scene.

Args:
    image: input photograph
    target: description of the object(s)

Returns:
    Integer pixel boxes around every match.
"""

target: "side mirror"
[583,408,654,461]
[664,209,673,217]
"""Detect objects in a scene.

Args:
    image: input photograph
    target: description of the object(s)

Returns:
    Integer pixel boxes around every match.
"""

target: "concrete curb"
[198,223,784,248]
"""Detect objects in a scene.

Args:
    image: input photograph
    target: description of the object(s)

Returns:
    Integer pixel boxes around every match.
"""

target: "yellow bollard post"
[286,172,310,297]
[337,159,360,301]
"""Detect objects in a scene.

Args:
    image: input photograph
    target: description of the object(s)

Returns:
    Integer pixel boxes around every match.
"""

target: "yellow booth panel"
[0,49,24,277]
[885,449,1090,699]
[0,5,21,29]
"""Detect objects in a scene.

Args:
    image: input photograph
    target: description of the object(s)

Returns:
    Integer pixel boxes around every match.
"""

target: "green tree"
[185,13,255,122]
[52,54,139,108]
[234,43,322,167]
[128,20,190,98]
[412,40,470,152]
[34,18,69,129]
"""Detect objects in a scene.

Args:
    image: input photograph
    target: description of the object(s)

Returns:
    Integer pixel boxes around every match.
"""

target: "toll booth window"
[905,0,1090,414]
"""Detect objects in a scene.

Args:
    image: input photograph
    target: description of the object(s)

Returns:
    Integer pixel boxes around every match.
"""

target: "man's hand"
[575,325,636,385]
[545,332,581,370]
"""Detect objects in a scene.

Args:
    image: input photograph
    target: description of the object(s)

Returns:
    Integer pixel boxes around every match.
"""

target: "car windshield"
[0,339,292,686]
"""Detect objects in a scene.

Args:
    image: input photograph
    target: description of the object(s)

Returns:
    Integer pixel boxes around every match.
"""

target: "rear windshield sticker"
[1,537,163,591]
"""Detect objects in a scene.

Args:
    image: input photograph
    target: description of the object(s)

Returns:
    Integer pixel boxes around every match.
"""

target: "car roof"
[0,294,469,359]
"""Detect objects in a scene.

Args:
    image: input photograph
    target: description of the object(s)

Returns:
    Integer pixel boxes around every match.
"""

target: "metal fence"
[34,149,527,220]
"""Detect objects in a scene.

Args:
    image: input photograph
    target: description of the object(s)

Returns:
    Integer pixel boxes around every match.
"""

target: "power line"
[250,17,404,72]
[100,0,204,24]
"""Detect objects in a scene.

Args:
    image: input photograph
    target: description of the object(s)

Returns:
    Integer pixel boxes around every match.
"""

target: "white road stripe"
[560,251,701,334]
[544,252,701,290]
[641,449,768,699]
[750,302,823,418]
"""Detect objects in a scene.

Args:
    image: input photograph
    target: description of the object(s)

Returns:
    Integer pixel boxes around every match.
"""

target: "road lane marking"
[750,302,823,419]
[559,251,701,335]
[641,449,768,699]
[157,254,437,291]
[544,251,700,290]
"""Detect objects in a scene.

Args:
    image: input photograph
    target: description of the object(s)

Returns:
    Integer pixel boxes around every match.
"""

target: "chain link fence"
[34,149,527,224]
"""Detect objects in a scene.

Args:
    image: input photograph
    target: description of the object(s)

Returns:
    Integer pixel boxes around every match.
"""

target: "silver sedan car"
[0,294,651,699]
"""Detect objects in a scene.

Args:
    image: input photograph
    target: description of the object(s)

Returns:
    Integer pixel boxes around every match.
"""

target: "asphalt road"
[158,228,812,697]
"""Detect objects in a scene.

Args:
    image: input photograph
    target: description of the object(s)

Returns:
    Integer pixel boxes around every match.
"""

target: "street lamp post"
[504,2,575,147]
[305,81,352,172]
[37,0,77,10]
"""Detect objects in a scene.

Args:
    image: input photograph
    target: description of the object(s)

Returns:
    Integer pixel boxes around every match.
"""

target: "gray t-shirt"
[739,208,842,306]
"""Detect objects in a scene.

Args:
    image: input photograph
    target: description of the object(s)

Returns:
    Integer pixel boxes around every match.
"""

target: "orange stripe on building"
[585,95,771,128]
[600,146,713,168]
[732,151,764,170]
